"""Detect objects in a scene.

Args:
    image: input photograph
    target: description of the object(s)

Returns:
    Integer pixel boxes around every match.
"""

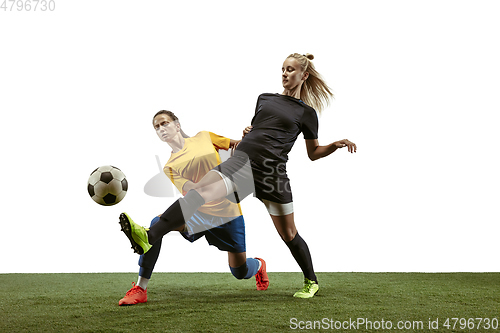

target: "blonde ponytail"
[287,53,334,114]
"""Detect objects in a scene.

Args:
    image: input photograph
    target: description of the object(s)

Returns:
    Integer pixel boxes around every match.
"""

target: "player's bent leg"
[147,175,228,245]
[138,216,164,282]
[119,282,147,306]
[119,213,152,255]
[192,171,229,203]
[229,257,259,280]
[228,253,268,291]
[228,251,247,268]
[148,191,205,244]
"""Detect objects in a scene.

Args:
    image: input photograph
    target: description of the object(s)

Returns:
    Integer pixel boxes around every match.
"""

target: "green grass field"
[1,273,499,332]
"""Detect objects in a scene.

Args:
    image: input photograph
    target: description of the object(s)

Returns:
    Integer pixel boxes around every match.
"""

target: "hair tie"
[303,54,314,61]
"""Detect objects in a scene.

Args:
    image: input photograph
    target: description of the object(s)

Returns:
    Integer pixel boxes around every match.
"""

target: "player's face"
[282,57,308,90]
[153,114,180,143]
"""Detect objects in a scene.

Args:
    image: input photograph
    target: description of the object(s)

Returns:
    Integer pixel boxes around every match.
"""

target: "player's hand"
[232,139,242,149]
[334,139,357,153]
[242,125,253,138]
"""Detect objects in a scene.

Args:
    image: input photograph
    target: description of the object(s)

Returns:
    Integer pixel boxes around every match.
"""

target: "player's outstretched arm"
[305,138,357,161]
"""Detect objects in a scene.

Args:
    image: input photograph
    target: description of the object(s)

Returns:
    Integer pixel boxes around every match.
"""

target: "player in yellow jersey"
[120,53,357,299]
[118,110,268,306]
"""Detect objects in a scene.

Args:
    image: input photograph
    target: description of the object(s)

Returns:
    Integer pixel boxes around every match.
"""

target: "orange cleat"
[118,282,147,306]
[255,258,269,291]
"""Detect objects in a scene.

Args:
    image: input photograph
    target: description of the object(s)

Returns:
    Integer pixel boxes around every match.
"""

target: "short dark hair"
[152,110,189,138]
[153,110,178,123]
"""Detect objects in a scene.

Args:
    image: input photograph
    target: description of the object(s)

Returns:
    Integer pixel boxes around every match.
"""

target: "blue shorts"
[180,211,246,253]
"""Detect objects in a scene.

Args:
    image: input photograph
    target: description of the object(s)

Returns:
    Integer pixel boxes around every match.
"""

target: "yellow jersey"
[164,131,242,217]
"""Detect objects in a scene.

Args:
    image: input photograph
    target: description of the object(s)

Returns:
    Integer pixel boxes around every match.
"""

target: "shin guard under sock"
[230,263,248,280]
[229,258,260,279]
[285,233,317,283]
[147,190,205,244]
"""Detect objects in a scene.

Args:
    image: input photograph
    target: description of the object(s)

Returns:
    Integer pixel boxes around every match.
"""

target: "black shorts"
[213,150,293,204]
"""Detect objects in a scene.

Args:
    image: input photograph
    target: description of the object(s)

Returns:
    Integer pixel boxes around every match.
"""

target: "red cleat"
[255,258,269,291]
[119,282,147,306]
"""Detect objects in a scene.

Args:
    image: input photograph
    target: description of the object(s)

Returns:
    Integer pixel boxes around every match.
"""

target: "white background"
[1,0,499,274]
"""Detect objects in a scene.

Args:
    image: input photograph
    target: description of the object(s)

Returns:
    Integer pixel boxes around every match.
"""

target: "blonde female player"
[120,53,357,299]
[118,110,268,306]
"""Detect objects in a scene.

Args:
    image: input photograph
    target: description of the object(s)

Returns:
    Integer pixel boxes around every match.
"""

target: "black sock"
[285,233,317,283]
[148,190,205,244]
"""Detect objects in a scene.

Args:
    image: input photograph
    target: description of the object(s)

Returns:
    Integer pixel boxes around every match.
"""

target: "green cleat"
[119,213,152,255]
[293,278,319,298]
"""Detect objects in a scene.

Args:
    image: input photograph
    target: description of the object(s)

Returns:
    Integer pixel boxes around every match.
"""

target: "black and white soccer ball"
[87,165,128,206]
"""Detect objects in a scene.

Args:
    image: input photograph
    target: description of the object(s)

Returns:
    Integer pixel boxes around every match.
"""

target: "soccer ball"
[87,165,128,206]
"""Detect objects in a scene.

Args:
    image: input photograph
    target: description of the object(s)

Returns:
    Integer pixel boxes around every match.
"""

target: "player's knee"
[280,230,296,243]
[230,264,248,280]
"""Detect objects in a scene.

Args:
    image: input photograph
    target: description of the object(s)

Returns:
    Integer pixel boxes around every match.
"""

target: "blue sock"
[230,258,260,279]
